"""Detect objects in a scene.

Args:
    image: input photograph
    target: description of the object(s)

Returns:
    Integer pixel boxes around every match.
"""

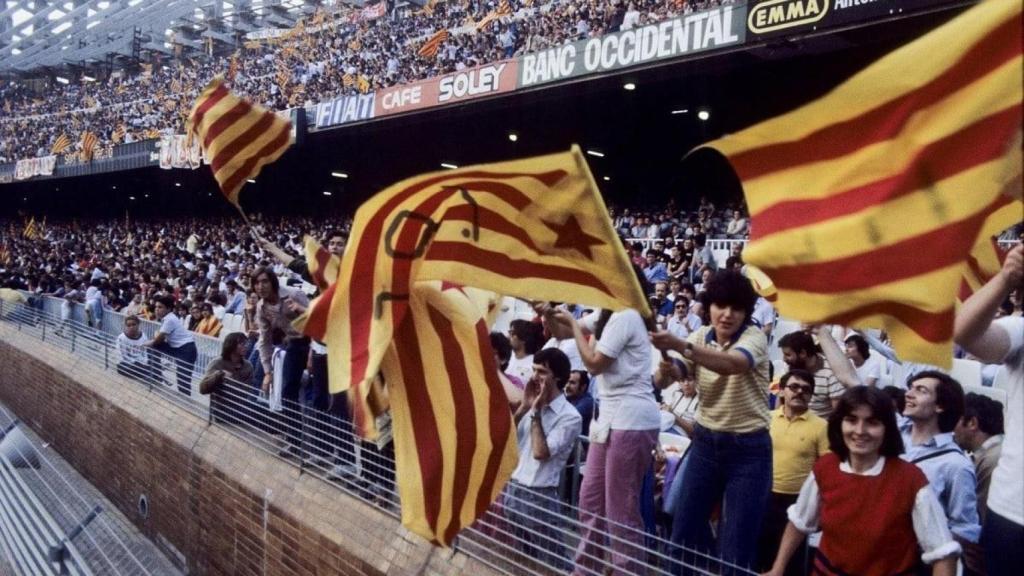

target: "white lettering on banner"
[438,63,506,102]
[834,0,880,8]
[314,93,375,127]
[749,0,828,34]
[521,45,577,85]
[381,86,422,110]
[14,155,57,180]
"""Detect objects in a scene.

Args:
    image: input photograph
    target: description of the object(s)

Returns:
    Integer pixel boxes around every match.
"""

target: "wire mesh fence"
[0,297,761,576]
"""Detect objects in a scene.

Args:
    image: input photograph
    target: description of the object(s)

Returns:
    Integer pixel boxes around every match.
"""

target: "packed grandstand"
[1,0,1023,575]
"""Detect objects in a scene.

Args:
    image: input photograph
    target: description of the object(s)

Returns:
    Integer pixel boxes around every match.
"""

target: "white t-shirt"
[542,338,585,372]
[988,316,1023,526]
[159,313,195,349]
[854,354,883,386]
[584,309,660,431]
[505,353,534,384]
[116,332,148,364]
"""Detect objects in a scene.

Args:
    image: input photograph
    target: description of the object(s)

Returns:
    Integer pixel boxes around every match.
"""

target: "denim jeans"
[152,341,197,396]
[670,424,771,575]
[275,338,310,450]
[983,510,1023,576]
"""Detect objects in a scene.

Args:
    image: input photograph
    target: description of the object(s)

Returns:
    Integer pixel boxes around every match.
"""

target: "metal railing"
[0,403,176,576]
[0,298,760,576]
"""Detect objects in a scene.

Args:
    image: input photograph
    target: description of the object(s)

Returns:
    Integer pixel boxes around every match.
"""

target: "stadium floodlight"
[603,176,611,182]
[331,172,348,178]
[585,150,605,158]
[246,179,256,183]
[82,75,95,82]
[129,196,136,200]
[174,182,181,187]
[440,163,459,169]
[671,109,689,115]
[55,76,69,84]
[623,82,636,91]
[697,108,711,121]
[508,132,518,142]
[322,191,332,196]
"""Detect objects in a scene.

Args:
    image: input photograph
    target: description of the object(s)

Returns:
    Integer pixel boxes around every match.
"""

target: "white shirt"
[583,309,660,431]
[117,332,148,364]
[787,457,961,564]
[505,354,534,384]
[158,313,195,348]
[542,338,585,372]
[511,395,582,488]
[988,316,1024,525]
[752,297,775,330]
[853,354,883,386]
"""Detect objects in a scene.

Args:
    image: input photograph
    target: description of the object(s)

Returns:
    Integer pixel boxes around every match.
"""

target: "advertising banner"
[375,59,519,117]
[518,5,747,89]
[746,0,959,39]
[314,93,376,128]
[14,155,57,181]
[158,135,203,170]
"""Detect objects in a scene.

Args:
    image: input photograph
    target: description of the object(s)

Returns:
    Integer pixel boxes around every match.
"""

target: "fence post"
[70,325,76,353]
[41,314,46,341]
[104,337,109,370]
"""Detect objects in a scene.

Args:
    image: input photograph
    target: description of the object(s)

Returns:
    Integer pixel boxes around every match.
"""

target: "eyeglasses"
[785,384,814,395]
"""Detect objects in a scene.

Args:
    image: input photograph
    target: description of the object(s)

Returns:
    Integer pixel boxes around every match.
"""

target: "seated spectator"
[224,280,246,315]
[764,386,960,576]
[507,348,582,572]
[643,250,670,284]
[115,315,151,383]
[187,302,203,332]
[195,302,223,337]
[565,370,594,436]
[666,296,701,339]
[199,332,255,426]
[659,375,699,437]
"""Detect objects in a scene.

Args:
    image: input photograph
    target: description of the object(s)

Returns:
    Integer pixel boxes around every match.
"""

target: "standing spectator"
[757,369,829,575]
[902,371,980,547]
[116,315,151,383]
[85,278,104,329]
[764,386,959,576]
[565,370,594,437]
[547,269,659,576]
[779,329,859,419]
[506,319,542,384]
[650,269,770,573]
[844,333,881,386]
[953,393,1005,525]
[145,295,198,396]
[643,251,670,284]
[507,348,582,572]
[253,267,310,457]
[199,332,254,427]
[953,244,1023,576]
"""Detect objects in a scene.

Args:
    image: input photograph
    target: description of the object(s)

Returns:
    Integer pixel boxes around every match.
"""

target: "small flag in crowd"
[702,0,1022,367]
[227,52,240,81]
[475,12,499,31]
[79,131,98,163]
[356,75,370,94]
[186,76,294,207]
[22,217,40,240]
[342,73,355,88]
[497,0,513,15]
[417,29,449,58]
[0,244,10,266]
[51,134,71,155]
[111,124,127,144]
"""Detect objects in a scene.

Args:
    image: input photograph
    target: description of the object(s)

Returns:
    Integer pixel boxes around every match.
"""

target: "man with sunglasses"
[758,369,830,574]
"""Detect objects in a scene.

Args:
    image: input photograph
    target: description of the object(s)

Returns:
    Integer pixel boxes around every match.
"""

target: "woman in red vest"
[765,386,960,576]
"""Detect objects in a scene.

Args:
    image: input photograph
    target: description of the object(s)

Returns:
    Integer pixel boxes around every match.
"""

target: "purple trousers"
[573,428,658,576]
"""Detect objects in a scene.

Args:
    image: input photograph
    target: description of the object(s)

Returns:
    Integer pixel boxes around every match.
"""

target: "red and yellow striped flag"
[186,77,294,207]
[475,12,499,32]
[704,0,1022,367]
[111,124,127,144]
[80,131,99,163]
[383,281,516,546]
[497,0,512,15]
[22,217,40,240]
[51,134,71,155]
[323,144,645,402]
[959,200,1022,302]
[416,29,449,58]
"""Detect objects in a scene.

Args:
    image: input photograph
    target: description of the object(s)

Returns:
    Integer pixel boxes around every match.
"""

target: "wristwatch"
[682,341,695,358]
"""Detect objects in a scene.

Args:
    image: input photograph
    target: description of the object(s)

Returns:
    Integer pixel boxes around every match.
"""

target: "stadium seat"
[949,358,983,389]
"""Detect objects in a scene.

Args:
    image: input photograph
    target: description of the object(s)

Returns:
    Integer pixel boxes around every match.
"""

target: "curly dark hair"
[703,269,758,319]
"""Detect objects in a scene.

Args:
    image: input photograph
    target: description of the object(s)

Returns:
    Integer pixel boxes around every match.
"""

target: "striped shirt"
[682,324,770,433]
[808,359,843,419]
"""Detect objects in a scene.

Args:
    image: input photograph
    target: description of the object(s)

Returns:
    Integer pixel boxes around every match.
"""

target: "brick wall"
[0,323,501,576]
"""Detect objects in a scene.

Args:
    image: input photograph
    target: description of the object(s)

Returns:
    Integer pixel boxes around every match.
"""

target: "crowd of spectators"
[1,0,730,164]
[1,204,1021,575]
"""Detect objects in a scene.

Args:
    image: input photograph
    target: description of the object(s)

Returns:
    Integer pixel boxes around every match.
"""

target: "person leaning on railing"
[199,332,255,427]
[144,295,199,396]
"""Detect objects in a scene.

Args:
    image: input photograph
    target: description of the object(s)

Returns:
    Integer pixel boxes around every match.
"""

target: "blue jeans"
[671,424,771,575]
[152,341,197,396]
[984,510,1023,576]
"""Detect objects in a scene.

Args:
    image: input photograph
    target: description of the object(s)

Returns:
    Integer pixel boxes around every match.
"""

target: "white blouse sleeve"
[913,487,962,564]
[786,472,821,534]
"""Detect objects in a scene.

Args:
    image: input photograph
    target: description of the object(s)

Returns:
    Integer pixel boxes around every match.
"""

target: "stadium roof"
[0,0,339,75]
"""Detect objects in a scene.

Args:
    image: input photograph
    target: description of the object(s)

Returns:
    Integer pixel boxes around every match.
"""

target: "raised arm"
[954,244,1022,364]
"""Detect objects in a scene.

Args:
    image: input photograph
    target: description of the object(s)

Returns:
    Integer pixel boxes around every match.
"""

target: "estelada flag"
[79,131,98,163]
[702,0,1021,367]
[187,77,293,207]
[417,29,448,58]
[324,144,647,408]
